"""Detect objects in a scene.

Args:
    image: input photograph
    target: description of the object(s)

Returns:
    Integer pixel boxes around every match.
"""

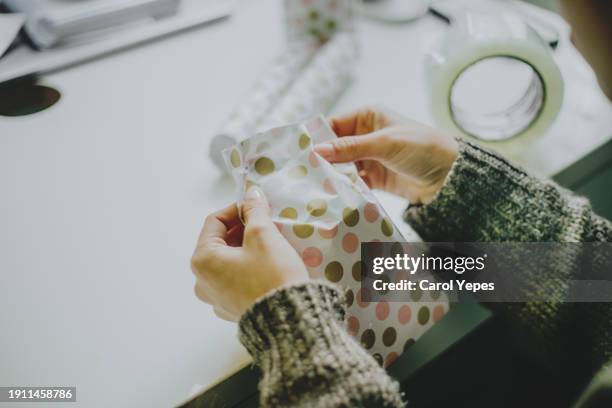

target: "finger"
[194,281,213,304]
[329,107,387,136]
[196,204,241,248]
[214,307,237,322]
[358,169,373,188]
[329,111,360,136]
[313,132,391,164]
[225,223,245,247]
[242,186,272,228]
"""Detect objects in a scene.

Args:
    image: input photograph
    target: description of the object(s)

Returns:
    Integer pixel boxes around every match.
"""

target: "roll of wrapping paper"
[261,32,357,129]
[210,0,355,171]
[209,42,318,170]
[284,0,354,43]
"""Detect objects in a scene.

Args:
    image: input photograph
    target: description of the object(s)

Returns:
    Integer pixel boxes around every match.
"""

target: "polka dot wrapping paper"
[284,0,354,43]
[261,33,357,130]
[223,116,449,368]
[209,0,355,171]
[208,42,318,170]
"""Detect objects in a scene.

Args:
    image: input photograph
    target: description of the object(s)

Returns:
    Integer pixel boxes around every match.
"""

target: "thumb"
[242,186,273,228]
[313,133,389,163]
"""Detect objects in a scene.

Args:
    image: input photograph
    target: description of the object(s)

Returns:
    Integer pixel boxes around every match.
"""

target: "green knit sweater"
[238,139,612,407]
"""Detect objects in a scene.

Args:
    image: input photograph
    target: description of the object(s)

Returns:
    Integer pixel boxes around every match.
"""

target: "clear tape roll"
[427,10,564,153]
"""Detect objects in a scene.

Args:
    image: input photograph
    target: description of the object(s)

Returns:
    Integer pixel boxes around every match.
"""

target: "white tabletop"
[1,1,611,407]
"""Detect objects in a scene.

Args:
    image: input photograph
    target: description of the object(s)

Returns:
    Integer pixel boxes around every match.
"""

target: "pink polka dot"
[302,247,323,268]
[342,233,359,253]
[398,305,412,325]
[318,224,338,239]
[376,301,390,320]
[433,305,446,322]
[308,151,320,168]
[356,288,370,308]
[364,202,380,222]
[347,316,359,336]
[322,178,337,195]
[384,352,398,368]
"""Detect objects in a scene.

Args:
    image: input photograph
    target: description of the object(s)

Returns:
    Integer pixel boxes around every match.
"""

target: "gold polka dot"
[229,149,241,168]
[298,133,311,150]
[280,207,298,220]
[289,165,308,179]
[293,224,314,239]
[418,306,430,325]
[360,329,375,349]
[345,288,354,307]
[343,207,360,227]
[410,287,423,302]
[381,218,394,237]
[391,242,404,257]
[382,327,397,347]
[307,199,327,217]
[325,261,343,283]
[352,261,363,282]
[255,157,275,175]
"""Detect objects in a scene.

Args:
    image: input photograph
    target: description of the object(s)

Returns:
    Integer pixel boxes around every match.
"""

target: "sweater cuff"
[404,138,533,242]
[238,280,344,364]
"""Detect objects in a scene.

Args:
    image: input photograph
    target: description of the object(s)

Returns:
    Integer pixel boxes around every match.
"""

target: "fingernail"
[314,143,335,160]
[245,185,264,201]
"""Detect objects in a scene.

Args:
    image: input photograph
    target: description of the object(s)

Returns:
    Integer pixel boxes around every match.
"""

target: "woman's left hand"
[191,187,309,321]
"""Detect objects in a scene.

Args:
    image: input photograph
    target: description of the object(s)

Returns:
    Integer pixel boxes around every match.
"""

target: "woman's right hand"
[314,107,459,205]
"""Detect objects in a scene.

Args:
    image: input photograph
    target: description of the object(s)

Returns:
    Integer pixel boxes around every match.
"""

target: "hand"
[315,107,459,205]
[191,187,309,321]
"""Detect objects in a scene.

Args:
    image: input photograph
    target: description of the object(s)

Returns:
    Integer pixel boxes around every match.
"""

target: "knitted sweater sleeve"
[239,281,404,408]
[404,138,612,404]
[404,138,612,243]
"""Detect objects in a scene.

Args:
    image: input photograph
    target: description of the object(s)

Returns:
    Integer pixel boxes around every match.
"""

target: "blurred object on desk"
[3,0,180,49]
[0,76,61,117]
[0,12,24,57]
[0,0,234,84]
[357,0,431,23]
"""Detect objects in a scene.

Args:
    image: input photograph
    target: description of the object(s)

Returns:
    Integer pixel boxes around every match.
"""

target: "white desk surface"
[1,0,611,407]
